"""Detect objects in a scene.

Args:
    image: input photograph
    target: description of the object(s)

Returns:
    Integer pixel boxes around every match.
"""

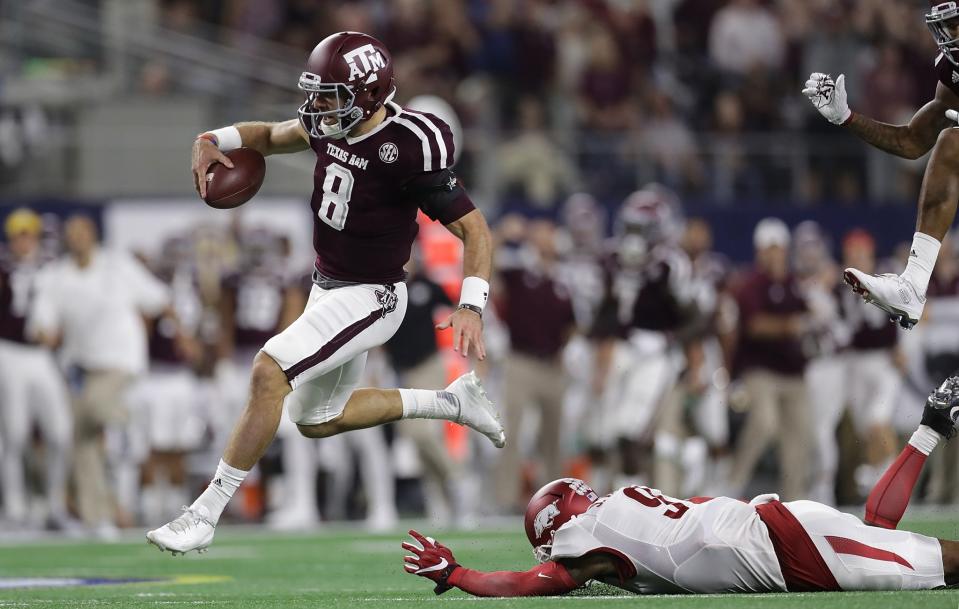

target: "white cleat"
[843,268,923,330]
[146,505,215,556]
[444,371,506,448]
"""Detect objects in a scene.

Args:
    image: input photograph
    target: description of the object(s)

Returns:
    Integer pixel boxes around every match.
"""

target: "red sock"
[864,445,927,529]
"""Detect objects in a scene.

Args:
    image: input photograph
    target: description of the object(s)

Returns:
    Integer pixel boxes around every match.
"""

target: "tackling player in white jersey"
[403,377,959,596]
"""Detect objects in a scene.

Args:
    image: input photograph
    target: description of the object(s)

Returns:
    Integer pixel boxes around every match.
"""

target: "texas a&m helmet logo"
[344,44,387,82]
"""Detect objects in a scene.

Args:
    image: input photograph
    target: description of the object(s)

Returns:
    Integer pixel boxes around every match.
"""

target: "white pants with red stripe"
[262,282,407,426]
[785,500,945,590]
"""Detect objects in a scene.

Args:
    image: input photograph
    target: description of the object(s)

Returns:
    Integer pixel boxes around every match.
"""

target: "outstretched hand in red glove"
[402,529,460,594]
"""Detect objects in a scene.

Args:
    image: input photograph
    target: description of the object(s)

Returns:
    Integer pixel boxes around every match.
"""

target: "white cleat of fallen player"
[843,268,924,330]
[444,371,506,448]
[146,505,215,556]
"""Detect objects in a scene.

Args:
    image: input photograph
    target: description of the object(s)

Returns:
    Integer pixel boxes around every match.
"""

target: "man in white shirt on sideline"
[29,215,170,536]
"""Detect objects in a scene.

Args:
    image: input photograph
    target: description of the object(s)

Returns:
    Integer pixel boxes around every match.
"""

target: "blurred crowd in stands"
[0,0,941,204]
[147,0,939,205]
[3,185,959,537]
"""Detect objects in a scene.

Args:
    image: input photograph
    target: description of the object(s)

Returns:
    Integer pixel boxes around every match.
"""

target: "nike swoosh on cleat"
[537,573,553,579]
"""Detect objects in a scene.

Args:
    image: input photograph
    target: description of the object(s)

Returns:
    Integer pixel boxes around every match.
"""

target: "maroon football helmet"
[297,32,396,140]
[928,2,959,65]
[524,478,599,562]
[615,184,682,267]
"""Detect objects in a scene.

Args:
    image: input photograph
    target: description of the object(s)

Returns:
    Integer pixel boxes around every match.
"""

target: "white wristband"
[458,276,489,311]
[206,126,242,151]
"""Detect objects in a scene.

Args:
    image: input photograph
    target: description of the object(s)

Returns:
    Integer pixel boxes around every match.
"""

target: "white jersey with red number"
[549,486,786,594]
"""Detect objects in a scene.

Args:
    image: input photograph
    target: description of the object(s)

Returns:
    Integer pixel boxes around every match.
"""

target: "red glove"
[402,530,460,595]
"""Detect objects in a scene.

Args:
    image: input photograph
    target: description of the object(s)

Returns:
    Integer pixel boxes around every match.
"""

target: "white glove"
[802,72,851,125]
[946,109,959,124]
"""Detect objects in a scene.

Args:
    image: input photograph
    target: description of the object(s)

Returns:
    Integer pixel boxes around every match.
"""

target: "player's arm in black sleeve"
[402,169,492,359]
[846,82,958,159]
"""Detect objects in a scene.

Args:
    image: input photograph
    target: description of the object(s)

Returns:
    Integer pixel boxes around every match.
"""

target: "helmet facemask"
[928,2,959,66]
[533,537,554,563]
[297,72,365,140]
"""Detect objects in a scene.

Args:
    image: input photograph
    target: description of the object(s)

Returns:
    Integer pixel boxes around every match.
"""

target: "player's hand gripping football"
[192,137,234,199]
[402,530,460,595]
[802,72,851,125]
[436,307,486,360]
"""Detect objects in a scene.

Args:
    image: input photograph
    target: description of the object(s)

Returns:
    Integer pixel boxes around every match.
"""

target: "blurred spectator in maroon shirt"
[577,24,635,132]
[493,218,577,511]
[727,218,812,501]
[604,0,657,79]
[861,44,918,124]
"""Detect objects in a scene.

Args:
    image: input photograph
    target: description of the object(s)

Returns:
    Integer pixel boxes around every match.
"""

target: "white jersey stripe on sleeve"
[393,116,433,171]
[404,110,448,170]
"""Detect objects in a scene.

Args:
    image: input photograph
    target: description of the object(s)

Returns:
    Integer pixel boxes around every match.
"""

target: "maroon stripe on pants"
[755,500,841,592]
[283,309,381,382]
[825,535,914,570]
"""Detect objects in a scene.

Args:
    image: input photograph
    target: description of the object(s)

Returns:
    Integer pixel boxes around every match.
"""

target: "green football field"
[2,515,959,609]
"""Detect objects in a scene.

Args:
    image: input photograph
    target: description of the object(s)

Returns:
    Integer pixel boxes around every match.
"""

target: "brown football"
[203,148,266,209]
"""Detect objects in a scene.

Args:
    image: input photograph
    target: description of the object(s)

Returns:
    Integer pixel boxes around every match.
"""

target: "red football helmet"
[524,478,599,562]
[297,31,396,140]
[928,2,959,65]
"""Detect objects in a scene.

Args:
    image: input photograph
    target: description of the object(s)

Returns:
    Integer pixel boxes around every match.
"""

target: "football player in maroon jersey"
[804,2,959,330]
[148,32,504,555]
[0,209,71,528]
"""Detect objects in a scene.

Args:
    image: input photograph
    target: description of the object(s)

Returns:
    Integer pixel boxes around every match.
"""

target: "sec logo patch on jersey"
[379,142,398,163]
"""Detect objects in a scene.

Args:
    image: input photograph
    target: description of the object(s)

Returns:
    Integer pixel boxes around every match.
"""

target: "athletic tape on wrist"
[458,276,489,311]
[204,126,242,151]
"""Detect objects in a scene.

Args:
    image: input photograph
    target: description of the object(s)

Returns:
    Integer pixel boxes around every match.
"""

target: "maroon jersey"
[499,267,576,359]
[308,101,474,284]
[592,246,695,339]
[733,269,808,376]
[149,268,204,365]
[222,266,292,350]
[935,53,959,98]
[0,251,44,344]
[838,288,897,352]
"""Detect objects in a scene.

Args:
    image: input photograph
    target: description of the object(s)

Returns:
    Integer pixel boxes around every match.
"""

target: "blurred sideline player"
[403,378,959,596]
[148,31,504,554]
[792,221,849,506]
[804,2,959,329]
[130,235,212,526]
[383,251,468,527]
[652,217,730,498]
[0,209,72,528]
[589,186,707,491]
[30,215,171,535]
[216,228,313,526]
[838,231,904,494]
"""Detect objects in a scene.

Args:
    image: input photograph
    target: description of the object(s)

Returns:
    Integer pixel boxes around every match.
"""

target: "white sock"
[901,232,940,296]
[908,425,942,456]
[190,459,248,524]
[398,388,461,421]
